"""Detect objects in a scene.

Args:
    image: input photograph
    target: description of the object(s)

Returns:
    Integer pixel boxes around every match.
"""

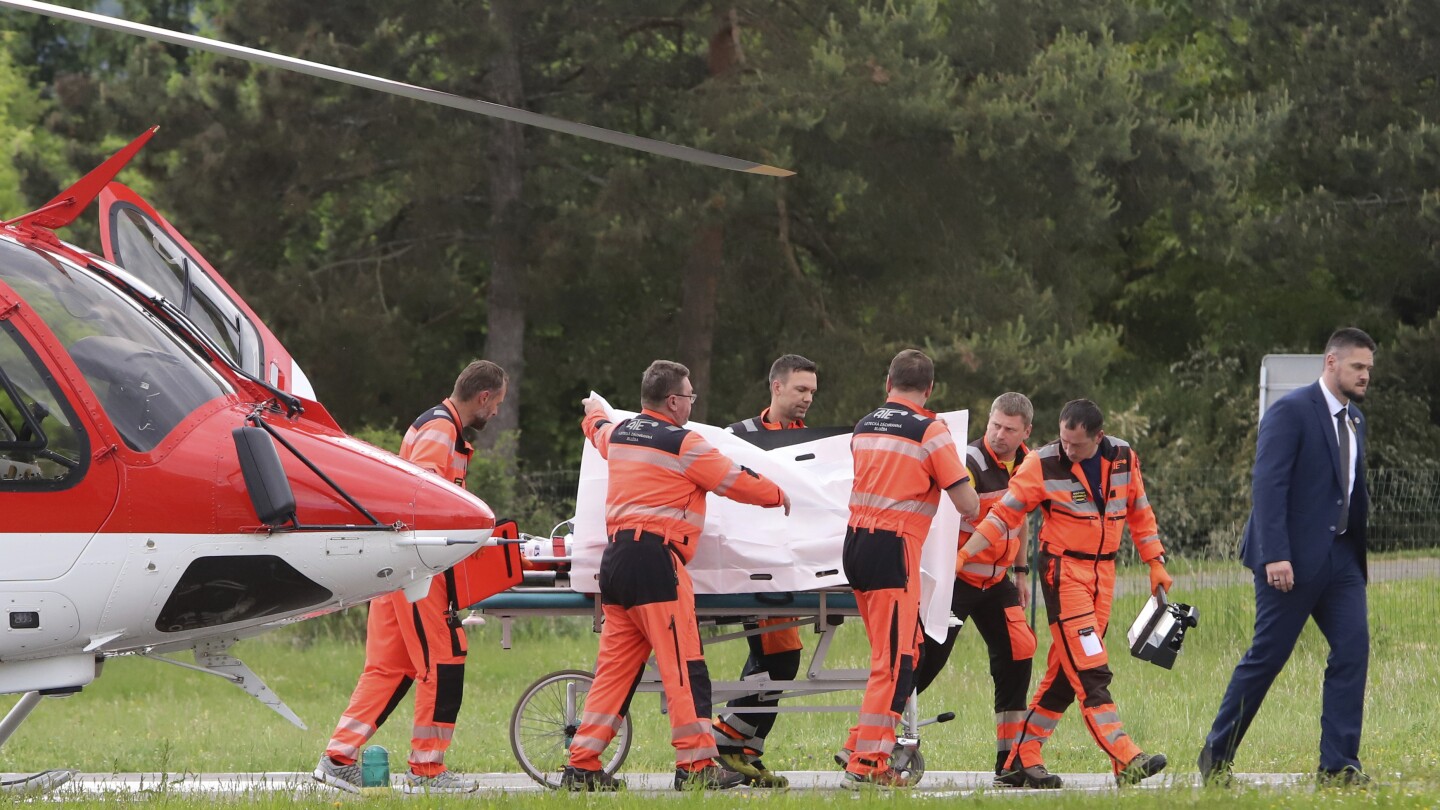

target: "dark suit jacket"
[1240,381,1368,584]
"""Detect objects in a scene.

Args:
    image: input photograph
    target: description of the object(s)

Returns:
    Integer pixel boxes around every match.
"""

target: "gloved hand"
[1148,560,1174,596]
[955,548,972,571]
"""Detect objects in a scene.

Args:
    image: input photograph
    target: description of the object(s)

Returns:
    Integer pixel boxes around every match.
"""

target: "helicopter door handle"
[395,536,481,546]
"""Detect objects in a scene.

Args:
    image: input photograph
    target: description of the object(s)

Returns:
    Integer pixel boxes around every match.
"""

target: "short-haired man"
[315,360,508,794]
[913,392,1038,776]
[971,399,1172,788]
[729,354,817,433]
[714,354,819,787]
[840,349,980,789]
[564,360,792,792]
[1199,328,1376,787]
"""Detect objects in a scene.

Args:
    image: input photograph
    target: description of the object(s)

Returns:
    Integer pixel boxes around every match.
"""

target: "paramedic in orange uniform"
[841,349,980,789]
[714,354,818,787]
[975,399,1173,789]
[315,360,508,795]
[563,360,792,792]
[913,392,1038,776]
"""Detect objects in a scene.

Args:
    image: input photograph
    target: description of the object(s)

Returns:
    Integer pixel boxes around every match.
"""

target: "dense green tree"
[4,0,1438,497]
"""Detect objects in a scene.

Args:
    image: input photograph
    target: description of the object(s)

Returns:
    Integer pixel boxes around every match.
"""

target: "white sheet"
[572,393,967,642]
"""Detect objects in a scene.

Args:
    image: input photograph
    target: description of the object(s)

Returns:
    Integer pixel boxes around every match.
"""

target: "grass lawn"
[3,576,1437,806]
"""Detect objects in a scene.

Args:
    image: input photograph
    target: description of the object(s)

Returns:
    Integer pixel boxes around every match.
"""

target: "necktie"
[1336,408,1350,532]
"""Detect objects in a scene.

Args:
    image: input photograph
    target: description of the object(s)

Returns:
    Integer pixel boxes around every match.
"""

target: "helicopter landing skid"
[1,691,77,794]
[0,769,76,795]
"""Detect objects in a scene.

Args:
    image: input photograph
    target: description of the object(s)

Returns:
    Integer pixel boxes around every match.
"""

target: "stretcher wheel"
[509,669,632,789]
[890,746,925,787]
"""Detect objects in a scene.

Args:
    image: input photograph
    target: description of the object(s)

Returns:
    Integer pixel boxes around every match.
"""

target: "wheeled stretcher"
[471,570,953,788]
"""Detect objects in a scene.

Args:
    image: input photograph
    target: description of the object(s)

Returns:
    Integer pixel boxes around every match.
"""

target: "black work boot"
[560,765,625,792]
[674,764,745,791]
[841,767,914,790]
[995,762,1063,789]
[718,753,789,788]
[1117,752,1168,786]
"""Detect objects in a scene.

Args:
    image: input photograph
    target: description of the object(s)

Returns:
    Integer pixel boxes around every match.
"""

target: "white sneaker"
[312,756,363,794]
[402,769,480,793]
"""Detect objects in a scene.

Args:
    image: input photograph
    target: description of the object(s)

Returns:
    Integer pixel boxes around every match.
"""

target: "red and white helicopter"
[0,0,791,794]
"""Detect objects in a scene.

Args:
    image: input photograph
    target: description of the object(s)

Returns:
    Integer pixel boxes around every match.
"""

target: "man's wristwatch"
[1012,565,1030,575]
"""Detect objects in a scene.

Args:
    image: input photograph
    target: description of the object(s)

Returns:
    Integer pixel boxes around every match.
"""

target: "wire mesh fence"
[512,465,1439,588]
[496,463,1439,639]
[1142,467,1440,558]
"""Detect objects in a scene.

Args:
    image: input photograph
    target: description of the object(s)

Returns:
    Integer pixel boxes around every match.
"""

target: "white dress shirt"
[1318,378,1356,501]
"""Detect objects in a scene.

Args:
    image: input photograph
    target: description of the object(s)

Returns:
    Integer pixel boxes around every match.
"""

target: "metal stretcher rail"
[471,584,948,789]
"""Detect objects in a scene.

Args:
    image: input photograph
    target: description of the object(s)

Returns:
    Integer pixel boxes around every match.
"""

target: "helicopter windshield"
[109,205,263,375]
[0,238,231,453]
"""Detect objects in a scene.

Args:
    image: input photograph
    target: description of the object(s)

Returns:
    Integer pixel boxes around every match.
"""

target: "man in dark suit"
[1199,328,1376,786]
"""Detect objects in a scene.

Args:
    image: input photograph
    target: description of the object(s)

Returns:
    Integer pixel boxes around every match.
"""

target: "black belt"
[1044,545,1117,562]
[610,529,666,544]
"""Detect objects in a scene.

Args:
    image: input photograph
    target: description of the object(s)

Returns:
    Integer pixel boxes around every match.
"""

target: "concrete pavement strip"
[4,769,1314,797]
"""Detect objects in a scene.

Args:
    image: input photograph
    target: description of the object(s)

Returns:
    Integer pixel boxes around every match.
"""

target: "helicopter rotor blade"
[0,0,794,177]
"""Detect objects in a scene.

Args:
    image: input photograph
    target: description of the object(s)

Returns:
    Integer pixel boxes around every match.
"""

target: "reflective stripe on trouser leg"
[713,715,767,756]
[325,714,380,764]
[996,710,1027,768]
[717,636,801,754]
[1008,555,1078,772]
[568,603,652,771]
[405,583,469,777]
[638,564,719,769]
[959,576,1034,772]
[845,534,923,777]
[1007,703,1062,770]
[1047,556,1141,772]
[326,592,417,765]
[409,663,463,774]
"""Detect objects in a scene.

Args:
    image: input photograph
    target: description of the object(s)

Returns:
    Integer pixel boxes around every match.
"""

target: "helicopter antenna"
[1,0,794,177]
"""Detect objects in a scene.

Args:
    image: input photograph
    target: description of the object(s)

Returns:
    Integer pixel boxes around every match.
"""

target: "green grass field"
[4,574,1438,807]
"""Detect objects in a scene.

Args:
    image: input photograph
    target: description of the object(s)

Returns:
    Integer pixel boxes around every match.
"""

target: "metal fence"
[512,465,1440,562]
[1144,467,1440,559]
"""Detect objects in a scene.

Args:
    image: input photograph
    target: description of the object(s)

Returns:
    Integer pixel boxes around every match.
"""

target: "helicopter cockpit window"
[110,206,263,376]
[0,238,231,453]
[0,323,86,487]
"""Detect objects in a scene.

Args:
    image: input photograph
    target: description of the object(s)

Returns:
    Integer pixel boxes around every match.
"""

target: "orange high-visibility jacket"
[975,436,1163,562]
[956,437,1030,585]
[848,394,970,542]
[730,407,805,433]
[400,399,472,487]
[585,407,784,563]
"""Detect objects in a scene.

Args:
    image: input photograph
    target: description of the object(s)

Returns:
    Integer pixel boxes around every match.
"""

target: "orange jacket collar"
[983,435,1028,466]
[886,392,934,418]
[640,407,681,426]
[759,406,805,430]
[440,397,474,453]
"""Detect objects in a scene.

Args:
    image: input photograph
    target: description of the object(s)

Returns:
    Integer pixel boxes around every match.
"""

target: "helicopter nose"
[410,480,496,571]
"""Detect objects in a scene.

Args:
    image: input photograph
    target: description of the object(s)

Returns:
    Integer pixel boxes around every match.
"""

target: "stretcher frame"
[473,571,952,789]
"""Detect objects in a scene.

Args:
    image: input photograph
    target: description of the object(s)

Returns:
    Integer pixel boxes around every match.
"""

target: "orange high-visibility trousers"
[569,532,720,771]
[1006,550,1142,774]
[840,526,924,776]
[324,574,467,776]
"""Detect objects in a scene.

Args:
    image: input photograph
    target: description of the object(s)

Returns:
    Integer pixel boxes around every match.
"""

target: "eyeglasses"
[670,392,698,403]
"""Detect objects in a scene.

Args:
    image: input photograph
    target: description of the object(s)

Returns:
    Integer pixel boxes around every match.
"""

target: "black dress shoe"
[1197,748,1233,787]
[1317,766,1372,788]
